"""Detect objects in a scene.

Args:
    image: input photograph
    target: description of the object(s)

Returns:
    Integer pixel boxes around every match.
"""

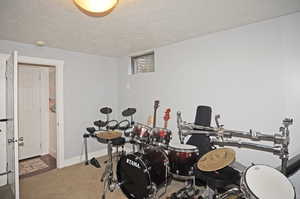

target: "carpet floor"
[20,156,185,199]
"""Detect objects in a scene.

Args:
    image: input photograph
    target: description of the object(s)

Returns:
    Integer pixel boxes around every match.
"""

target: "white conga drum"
[241,165,295,199]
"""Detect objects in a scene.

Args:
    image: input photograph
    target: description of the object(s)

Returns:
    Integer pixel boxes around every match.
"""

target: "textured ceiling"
[0,0,300,57]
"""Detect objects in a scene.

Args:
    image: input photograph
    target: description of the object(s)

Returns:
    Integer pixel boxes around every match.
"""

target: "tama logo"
[126,159,141,169]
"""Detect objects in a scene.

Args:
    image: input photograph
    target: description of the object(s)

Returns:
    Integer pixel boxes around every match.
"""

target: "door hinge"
[5,70,8,80]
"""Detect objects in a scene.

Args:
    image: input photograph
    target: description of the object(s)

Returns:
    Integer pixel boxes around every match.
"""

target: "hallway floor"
[19,154,56,179]
[0,184,13,199]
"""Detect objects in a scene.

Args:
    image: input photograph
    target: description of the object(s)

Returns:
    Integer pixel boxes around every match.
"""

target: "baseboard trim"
[49,148,57,158]
[61,148,107,168]
[0,176,6,187]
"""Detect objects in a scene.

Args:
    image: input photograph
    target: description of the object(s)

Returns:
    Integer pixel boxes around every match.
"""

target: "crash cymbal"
[197,148,235,172]
[96,131,122,140]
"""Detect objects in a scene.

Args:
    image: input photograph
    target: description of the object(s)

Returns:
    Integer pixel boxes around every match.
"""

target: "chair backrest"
[186,105,213,157]
[194,105,212,126]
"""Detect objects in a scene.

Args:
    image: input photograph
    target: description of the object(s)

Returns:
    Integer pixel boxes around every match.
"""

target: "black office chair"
[188,106,240,191]
[186,105,213,157]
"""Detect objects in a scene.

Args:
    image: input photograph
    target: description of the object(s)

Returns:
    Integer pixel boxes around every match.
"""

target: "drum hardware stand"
[279,118,293,175]
[214,187,242,199]
[83,133,90,165]
[177,112,293,175]
[169,173,200,199]
[101,140,118,199]
[168,180,201,199]
[154,161,170,199]
[83,127,96,165]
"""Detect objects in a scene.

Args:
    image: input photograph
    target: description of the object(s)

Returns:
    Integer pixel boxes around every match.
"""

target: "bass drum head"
[243,165,295,199]
[117,153,150,199]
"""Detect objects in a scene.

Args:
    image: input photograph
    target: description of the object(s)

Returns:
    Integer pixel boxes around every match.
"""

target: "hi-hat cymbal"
[197,148,235,172]
[96,131,122,140]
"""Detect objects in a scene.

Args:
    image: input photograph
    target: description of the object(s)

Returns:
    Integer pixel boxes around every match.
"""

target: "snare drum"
[168,143,199,178]
[132,123,151,143]
[151,127,172,146]
[241,165,295,199]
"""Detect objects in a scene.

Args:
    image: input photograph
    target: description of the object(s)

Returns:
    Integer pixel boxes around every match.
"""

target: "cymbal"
[96,131,122,140]
[100,107,112,114]
[226,195,239,199]
[122,108,136,117]
[197,148,235,172]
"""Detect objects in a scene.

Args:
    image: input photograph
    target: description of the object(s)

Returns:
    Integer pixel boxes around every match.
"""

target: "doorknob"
[8,138,16,144]
[18,137,24,146]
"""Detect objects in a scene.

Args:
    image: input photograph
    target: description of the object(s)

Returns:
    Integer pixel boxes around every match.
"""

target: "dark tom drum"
[132,123,151,143]
[168,143,199,178]
[151,127,172,146]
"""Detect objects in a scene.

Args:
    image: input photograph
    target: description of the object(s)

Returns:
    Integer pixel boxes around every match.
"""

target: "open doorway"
[18,64,57,178]
[0,53,64,199]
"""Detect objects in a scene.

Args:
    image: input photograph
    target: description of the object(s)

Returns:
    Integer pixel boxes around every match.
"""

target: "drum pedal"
[90,157,101,168]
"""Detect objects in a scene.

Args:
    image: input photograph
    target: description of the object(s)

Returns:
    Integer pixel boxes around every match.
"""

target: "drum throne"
[187,106,240,193]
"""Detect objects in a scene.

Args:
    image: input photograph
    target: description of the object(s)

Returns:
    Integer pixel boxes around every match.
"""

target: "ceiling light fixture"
[73,0,119,17]
[36,41,46,47]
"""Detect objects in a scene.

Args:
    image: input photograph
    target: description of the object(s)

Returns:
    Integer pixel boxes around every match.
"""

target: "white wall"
[118,12,300,192]
[0,40,119,162]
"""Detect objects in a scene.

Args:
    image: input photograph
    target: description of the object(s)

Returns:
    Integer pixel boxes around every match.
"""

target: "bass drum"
[117,147,169,199]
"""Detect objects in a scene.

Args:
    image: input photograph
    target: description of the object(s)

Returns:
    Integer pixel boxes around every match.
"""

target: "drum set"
[83,104,296,199]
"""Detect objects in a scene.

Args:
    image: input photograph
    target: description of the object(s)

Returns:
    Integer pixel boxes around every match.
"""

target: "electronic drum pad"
[197,148,235,172]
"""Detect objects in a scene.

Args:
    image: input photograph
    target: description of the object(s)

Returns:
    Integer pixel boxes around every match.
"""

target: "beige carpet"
[20,156,185,199]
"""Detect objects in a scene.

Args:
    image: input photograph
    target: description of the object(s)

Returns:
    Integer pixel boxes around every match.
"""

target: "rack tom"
[151,127,172,146]
[168,143,199,178]
[132,123,151,143]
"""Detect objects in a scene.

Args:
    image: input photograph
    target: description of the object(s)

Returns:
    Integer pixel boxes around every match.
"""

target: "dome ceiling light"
[73,0,119,17]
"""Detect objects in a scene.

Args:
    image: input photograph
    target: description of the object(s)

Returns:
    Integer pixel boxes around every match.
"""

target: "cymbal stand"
[83,127,96,165]
[101,140,117,199]
[83,133,89,165]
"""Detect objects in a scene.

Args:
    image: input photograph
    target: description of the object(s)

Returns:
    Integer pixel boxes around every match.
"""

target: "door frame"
[0,54,65,169]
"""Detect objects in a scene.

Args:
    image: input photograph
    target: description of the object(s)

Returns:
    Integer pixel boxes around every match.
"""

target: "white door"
[6,51,20,199]
[18,65,42,160]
